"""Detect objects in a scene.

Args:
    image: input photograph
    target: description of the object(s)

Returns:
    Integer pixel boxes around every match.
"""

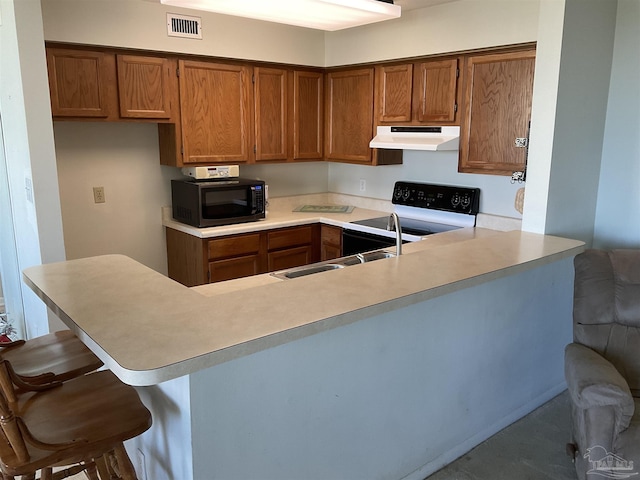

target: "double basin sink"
[271,249,395,280]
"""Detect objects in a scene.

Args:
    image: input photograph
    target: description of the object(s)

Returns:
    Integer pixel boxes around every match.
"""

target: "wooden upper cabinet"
[416,58,458,123]
[375,58,459,126]
[46,48,115,118]
[376,64,413,123]
[325,68,375,164]
[254,67,288,162]
[117,55,173,119]
[178,60,252,164]
[459,49,536,175]
[293,70,323,160]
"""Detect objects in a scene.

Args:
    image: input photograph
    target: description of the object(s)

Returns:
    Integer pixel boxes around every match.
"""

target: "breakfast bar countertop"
[22,228,584,386]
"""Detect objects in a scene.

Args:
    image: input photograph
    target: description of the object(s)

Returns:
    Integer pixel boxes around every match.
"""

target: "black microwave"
[171,178,266,228]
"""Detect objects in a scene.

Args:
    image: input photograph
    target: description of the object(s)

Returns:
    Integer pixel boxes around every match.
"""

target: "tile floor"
[427,391,576,480]
[62,391,576,480]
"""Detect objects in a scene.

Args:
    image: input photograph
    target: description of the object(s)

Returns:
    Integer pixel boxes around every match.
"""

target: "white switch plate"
[359,179,366,192]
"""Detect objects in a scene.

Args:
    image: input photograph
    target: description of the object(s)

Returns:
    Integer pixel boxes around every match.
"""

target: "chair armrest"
[565,343,634,433]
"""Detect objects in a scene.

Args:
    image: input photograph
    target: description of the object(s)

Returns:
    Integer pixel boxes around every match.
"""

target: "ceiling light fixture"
[159,0,401,31]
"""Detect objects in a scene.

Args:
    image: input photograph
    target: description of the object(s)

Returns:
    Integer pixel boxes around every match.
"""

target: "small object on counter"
[293,205,355,213]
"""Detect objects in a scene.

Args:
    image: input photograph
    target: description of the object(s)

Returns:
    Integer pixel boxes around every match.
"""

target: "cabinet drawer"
[209,255,261,283]
[268,245,313,272]
[208,233,261,260]
[267,226,313,251]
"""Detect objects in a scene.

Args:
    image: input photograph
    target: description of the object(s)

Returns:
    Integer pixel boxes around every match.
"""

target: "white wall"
[522,0,617,245]
[593,0,640,249]
[53,121,329,274]
[240,162,329,198]
[543,0,617,242]
[41,0,325,67]
[0,0,66,337]
[188,258,574,480]
[324,0,539,67]
[54,123,186,274]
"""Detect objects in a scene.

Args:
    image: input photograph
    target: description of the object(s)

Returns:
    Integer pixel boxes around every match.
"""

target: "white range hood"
[369,126,460,151]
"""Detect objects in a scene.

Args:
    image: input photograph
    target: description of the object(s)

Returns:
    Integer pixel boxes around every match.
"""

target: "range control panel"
[392,181,480,214]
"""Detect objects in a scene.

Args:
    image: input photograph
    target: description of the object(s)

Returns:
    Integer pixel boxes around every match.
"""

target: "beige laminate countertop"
[22,229,584,386]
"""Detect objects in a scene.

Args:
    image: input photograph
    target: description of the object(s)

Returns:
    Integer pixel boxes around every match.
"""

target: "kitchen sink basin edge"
[270,249,396,280]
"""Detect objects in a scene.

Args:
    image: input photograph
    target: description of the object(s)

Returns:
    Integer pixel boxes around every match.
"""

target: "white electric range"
[342,181,480,255]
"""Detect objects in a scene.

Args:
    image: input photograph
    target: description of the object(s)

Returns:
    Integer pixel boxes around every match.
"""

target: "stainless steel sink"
[279,263,345,279]
[271,249,395,280]
[359,250,395,262]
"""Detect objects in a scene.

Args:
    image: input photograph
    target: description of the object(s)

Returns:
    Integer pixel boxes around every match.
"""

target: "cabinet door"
[255,67,288,161]
[208,233,262,260]
[207,233,265,283]
[293,71,323,160]
[267,225,314,251]
[209,255,262,283]
[46,48,114,118]
[320,225,342,261]
[117,55,173,119]
[376,64,413,123]
[166,228,208,287]
[416,58,458,123]
[325,68,375,164]
[179,60,252,164]
[459,50,535,175]
[268,246,314,272]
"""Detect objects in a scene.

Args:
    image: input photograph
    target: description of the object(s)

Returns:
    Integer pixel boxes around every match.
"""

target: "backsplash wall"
[328,150,524,219]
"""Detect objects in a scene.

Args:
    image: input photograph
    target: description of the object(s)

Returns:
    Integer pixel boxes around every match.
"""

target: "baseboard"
[401,382,568,480]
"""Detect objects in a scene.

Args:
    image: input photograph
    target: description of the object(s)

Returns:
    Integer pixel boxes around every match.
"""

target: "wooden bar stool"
[0,331,103,390]
[0,366,152,480]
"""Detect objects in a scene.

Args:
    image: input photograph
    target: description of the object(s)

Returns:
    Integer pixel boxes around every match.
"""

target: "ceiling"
[394,0,459,11]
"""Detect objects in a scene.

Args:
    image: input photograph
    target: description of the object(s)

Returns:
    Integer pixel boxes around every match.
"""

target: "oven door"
[342,229,401,256]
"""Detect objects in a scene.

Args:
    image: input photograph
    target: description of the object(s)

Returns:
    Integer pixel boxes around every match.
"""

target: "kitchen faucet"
[387,213,402,256]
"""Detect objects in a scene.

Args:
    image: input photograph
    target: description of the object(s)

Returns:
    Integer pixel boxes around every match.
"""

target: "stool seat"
[0,330,103,386]
[0,370,152,479]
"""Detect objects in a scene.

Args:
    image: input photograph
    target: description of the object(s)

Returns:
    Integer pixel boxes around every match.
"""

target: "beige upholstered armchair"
[565,249,640,480]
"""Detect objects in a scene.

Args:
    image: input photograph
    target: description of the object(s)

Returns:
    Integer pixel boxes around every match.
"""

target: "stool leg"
[95,455,116,480]
[112,444,137,480]
[84,462,100,480]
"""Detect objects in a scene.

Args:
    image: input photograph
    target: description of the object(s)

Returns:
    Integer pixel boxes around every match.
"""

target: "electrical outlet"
[93,186,105,204]
[359,179,366,192]
[136,449,148,480]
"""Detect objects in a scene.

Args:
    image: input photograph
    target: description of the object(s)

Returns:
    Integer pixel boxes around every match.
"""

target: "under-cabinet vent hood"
[369,126,460,151]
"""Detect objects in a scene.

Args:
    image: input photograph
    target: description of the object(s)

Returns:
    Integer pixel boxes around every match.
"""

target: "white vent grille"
[167,13,202,39]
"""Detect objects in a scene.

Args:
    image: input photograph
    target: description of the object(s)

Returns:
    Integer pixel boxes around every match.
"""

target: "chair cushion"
[573,250,640,392]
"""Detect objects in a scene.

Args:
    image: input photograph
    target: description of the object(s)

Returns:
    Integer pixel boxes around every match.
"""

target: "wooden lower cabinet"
[208,233,264,283]
[320,225,342,261]
[166,224,320,286]
[267,225,319,271]
[268,245,314,272]
[209,255,262,283]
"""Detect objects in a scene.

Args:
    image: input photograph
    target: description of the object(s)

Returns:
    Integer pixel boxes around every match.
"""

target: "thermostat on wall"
[181,165,240,180]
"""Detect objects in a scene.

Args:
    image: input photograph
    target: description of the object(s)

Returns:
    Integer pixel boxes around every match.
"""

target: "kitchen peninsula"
[23,229,583,480]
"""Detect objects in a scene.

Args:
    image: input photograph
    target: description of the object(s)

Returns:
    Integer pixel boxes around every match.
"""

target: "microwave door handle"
[250,186,257,214]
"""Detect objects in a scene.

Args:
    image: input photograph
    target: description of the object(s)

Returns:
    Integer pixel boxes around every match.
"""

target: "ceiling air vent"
[167,13,202,39]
